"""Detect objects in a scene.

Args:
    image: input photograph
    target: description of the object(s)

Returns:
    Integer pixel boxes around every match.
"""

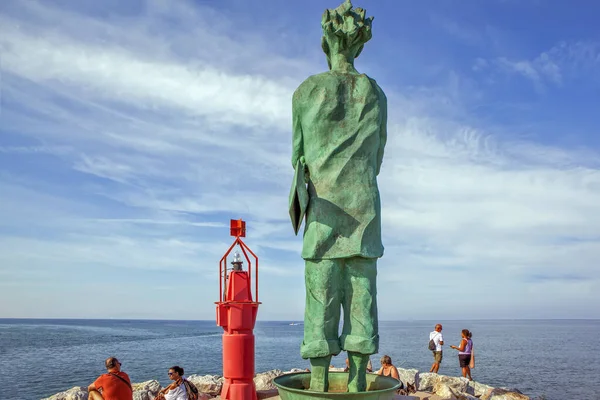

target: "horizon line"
[1,317,599,322]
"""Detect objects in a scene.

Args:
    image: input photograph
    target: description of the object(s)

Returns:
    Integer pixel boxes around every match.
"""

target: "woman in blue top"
[450,329,473,381]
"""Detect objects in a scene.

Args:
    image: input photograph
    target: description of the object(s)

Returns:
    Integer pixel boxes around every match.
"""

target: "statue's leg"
[301,259,343,392]
[340,257,378,392]
[347,351,369,392]
[309,355,332,392]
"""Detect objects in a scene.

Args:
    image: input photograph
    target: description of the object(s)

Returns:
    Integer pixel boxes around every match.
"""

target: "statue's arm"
[376,88,388,176]
[291,92,304,169]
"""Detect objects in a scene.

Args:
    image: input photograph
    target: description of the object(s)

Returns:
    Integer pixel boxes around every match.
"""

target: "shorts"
[459,354,471,367]
[433,351,442,363]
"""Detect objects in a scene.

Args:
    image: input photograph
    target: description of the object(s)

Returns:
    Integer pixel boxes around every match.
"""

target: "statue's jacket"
[292,70,387,260]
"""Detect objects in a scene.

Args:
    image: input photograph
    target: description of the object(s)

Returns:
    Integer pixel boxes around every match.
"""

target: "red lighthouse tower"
[216,219,260,400]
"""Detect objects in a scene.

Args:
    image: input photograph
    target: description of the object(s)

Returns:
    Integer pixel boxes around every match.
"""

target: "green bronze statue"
[289,0,387,393]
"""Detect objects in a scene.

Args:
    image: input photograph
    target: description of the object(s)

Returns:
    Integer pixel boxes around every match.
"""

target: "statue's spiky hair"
[321,0,374,68]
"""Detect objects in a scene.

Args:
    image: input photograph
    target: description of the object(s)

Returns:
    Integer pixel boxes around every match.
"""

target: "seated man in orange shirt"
[88,356,133,400]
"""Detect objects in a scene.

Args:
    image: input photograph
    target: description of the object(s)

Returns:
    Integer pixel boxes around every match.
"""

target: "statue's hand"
[300,156,310,181]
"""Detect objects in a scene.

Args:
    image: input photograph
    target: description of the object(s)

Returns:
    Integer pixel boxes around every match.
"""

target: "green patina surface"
[289,0,388,393]
[274,372,402,400]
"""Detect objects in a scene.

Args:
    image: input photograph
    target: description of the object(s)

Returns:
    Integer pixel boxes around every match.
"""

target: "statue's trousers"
[300,256,379,359]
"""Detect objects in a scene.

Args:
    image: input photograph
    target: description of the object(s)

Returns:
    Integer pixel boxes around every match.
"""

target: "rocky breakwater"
[44,367,536,400]
[42,369,304,400]
[395,367,540,400]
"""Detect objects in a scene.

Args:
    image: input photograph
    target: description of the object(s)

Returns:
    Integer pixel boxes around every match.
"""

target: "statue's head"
[321,0,373,69]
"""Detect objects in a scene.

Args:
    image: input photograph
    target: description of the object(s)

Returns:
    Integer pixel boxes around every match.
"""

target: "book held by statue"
[289,159,309,235]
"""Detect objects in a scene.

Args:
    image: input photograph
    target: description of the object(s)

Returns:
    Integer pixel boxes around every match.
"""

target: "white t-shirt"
[430,331,444,351]
[164,382,188,400]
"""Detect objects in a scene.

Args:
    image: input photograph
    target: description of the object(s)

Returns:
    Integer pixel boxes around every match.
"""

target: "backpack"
[428,334,437,351]
[184,379,199,400]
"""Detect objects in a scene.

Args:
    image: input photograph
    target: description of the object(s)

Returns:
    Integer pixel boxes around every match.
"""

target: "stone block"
[186,374,224,397]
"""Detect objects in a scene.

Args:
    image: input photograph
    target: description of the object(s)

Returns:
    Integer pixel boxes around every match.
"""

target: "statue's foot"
[309,356,331,392]
[347,352,368,392]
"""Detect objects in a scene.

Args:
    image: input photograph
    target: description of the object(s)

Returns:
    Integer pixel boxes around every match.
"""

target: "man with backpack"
[429,324,444,373]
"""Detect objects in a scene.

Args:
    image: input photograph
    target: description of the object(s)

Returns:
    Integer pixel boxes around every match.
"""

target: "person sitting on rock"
[88,356,133,400]
[376,355,404,393]
[375,355,400,380]
[155,366,199,400]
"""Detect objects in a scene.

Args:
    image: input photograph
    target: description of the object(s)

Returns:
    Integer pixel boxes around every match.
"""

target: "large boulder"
[455,393,479,400]
[467,380,494,397]
[132,380,161,400]
[417,372,440,392]
[435,384,459,400]
[397,367,419,388]
[254,369,284,390]
[187,374,224,397]
[42,387,88,400]
[433,376,469,395]
[481,388,530,400]
[434,381,481,400]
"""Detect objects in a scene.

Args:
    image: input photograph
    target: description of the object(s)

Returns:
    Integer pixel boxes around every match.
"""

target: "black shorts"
[459,354,471,367]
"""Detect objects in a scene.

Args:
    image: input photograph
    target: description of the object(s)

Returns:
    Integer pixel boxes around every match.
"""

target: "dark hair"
[105,357,119,369]
[170,365,184,376]
[380,355,392,365]
[462,329,472,339]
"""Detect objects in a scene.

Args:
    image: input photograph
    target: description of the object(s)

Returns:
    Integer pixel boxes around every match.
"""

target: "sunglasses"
[168,372,176,376]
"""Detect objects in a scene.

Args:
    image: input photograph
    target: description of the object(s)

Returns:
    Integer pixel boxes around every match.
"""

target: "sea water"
[0,319,598,400]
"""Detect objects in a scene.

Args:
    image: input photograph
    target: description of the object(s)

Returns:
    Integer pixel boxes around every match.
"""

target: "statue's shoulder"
[363,74,387,101]
[293,72,335,97]
[293,72,386,104]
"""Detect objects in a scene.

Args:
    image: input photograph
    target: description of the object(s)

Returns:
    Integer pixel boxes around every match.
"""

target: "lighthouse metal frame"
[218,219,259,303]
[216,219,261,400]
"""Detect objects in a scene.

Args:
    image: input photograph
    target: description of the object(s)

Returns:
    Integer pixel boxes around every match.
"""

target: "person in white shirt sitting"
[155,366,189,400]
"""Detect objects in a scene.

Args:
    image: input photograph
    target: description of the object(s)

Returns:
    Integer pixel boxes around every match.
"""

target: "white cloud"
[0,1,599,320]
[0,145,72,155]
[1,29,293,131]
[475,40,600,87]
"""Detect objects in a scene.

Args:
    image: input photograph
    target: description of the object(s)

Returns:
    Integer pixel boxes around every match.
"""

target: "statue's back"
[292,71,386,259]
[294,71,385,165]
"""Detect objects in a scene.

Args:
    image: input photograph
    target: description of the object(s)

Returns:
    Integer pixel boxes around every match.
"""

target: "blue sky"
[1,0,599,320]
